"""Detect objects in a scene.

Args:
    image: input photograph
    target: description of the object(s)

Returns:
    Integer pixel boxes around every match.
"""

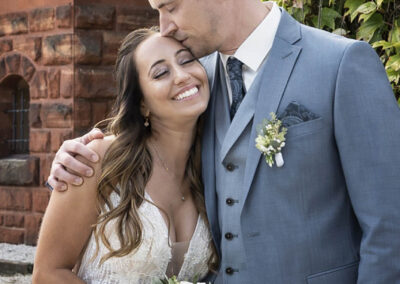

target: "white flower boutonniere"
[255,112,287,168]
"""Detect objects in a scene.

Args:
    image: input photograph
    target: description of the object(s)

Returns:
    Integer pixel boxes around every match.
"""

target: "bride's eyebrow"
[148,59,166,75]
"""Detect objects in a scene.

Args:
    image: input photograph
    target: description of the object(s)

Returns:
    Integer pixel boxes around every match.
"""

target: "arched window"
[0,75,30,156]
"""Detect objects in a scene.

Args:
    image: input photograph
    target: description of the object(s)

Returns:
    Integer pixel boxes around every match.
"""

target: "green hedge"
[268,0,400,106]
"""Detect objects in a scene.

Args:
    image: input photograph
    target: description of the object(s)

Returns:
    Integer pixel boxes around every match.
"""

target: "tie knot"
[227,57,243,80]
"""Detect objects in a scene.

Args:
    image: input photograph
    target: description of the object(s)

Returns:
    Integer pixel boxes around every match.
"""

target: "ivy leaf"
[376,0,384,8]
[344,0,365,21]
[386,67,400,84]
[372,40,400,50]
[312,7,341,30]
[355,2,377,14]
[387,54,400,72]
[332,28,348,36]
[358,11,376,23]
[356,13,383,42]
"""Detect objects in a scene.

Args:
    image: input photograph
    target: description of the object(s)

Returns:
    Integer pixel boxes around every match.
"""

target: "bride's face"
[135,34,209,127]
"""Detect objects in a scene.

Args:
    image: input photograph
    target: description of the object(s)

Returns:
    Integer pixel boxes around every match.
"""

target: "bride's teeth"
[174,87,198,100]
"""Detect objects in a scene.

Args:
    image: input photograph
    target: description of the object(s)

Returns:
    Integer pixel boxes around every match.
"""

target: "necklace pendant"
[181,196,185,201]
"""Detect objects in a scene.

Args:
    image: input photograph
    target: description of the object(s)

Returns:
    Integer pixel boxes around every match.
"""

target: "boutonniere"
[255,112,287,168]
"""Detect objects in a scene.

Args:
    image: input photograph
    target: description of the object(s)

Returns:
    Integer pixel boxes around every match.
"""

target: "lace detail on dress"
[77,192,212,283]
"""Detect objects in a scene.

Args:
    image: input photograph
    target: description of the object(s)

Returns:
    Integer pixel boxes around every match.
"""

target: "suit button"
[225,232,234,240]
[225,267,234,275]
[226,163,235,171]
[226,198,234,206]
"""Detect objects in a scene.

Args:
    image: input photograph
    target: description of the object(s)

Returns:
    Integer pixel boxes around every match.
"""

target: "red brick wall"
[0,0,157,245]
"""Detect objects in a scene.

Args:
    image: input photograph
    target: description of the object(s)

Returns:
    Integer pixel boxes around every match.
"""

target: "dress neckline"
[144,191,201,243]
[144,192,203,279]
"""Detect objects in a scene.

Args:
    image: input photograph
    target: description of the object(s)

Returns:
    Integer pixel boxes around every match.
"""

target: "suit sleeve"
[334,40,400,283]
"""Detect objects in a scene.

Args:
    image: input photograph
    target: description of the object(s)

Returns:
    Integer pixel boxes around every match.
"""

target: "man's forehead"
[148,0,174,10]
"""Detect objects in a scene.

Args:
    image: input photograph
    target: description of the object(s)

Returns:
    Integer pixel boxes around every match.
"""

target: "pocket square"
[278,102,320,128]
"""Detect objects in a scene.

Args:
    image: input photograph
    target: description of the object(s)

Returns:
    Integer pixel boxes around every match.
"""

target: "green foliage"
[267,0,400,106]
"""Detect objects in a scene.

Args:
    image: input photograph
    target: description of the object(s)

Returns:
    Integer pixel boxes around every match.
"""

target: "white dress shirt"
[220,1,281,105]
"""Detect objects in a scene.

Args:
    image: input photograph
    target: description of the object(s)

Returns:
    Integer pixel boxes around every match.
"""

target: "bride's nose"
[174,67,191,85]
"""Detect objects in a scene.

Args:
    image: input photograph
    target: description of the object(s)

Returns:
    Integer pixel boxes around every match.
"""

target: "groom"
[47,0,400,283]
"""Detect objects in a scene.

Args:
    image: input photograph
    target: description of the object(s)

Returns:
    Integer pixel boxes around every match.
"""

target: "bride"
[33,27,217,283]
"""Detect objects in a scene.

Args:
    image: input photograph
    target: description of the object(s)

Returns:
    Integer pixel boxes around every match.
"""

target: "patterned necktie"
[227,57,245,119]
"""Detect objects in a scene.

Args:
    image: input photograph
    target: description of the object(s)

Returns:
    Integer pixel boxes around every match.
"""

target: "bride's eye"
[181,57,196,65]
[153,68,169,79]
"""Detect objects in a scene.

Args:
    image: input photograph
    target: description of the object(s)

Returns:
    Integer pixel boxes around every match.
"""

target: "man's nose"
[160,13,178,37]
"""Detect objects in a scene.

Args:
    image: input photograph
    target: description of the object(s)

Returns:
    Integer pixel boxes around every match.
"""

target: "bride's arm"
[32,138,113,283]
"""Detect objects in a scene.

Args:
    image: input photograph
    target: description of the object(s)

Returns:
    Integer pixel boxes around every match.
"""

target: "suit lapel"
[219,67,259,162]
[201,53,221,250]
[239,10,303,210]
[215,58,231,147]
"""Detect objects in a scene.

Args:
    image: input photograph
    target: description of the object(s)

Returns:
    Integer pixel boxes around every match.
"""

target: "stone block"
[29,129,50,153]
[24,214,42,245]
[0,13,28,36]
[0,187,32,210]
[48,69,60,98]
[74,31,102,65]
[30,70,48,99]
[29,103,41,128]
[43,34,72,65]
[32,189,50,213]
[117,7,158,31]
[51,129,72,152]
[75,67,115,98]
[74,99,92,129]
[0,228,24,244]
[20,57,36,82]
[91,101,109,124]
[56,5,72,28]
[75,4,115,30]
[13,37,41,62]
[102,31,127,65]
[0,39,12,56]
[0,157,39,186]
[4,214,25,228]
[60,68,73,98]
[29,7,55,32]
[5,53,21,74]
[41,103,72,128]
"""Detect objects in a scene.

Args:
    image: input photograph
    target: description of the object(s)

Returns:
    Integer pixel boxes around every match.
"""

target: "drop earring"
[144,111,150,127]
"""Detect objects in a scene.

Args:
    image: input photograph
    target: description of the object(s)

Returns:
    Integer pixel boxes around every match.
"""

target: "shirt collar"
[220,1,281,72]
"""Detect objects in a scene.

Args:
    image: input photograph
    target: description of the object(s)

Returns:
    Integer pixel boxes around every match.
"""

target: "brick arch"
[0,51,37,88]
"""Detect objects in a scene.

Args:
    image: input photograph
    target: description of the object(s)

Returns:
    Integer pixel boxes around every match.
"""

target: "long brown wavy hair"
[91,27,218,271]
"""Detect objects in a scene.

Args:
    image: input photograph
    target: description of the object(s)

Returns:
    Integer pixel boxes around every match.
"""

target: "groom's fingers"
[47,175,67,192]
[59,139,99,164]
[51,161,84,186]
[80,128,104,145]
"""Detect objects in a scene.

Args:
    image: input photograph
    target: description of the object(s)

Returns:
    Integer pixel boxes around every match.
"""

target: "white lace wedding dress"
[77,192,213,283]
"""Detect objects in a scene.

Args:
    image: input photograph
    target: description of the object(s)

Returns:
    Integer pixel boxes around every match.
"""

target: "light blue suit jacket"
[201,10,400,284]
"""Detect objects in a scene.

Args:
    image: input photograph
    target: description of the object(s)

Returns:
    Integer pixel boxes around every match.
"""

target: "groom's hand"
[47,128,105,192]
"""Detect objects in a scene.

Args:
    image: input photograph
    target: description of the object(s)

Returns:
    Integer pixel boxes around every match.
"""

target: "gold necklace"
[151,143,186,202]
